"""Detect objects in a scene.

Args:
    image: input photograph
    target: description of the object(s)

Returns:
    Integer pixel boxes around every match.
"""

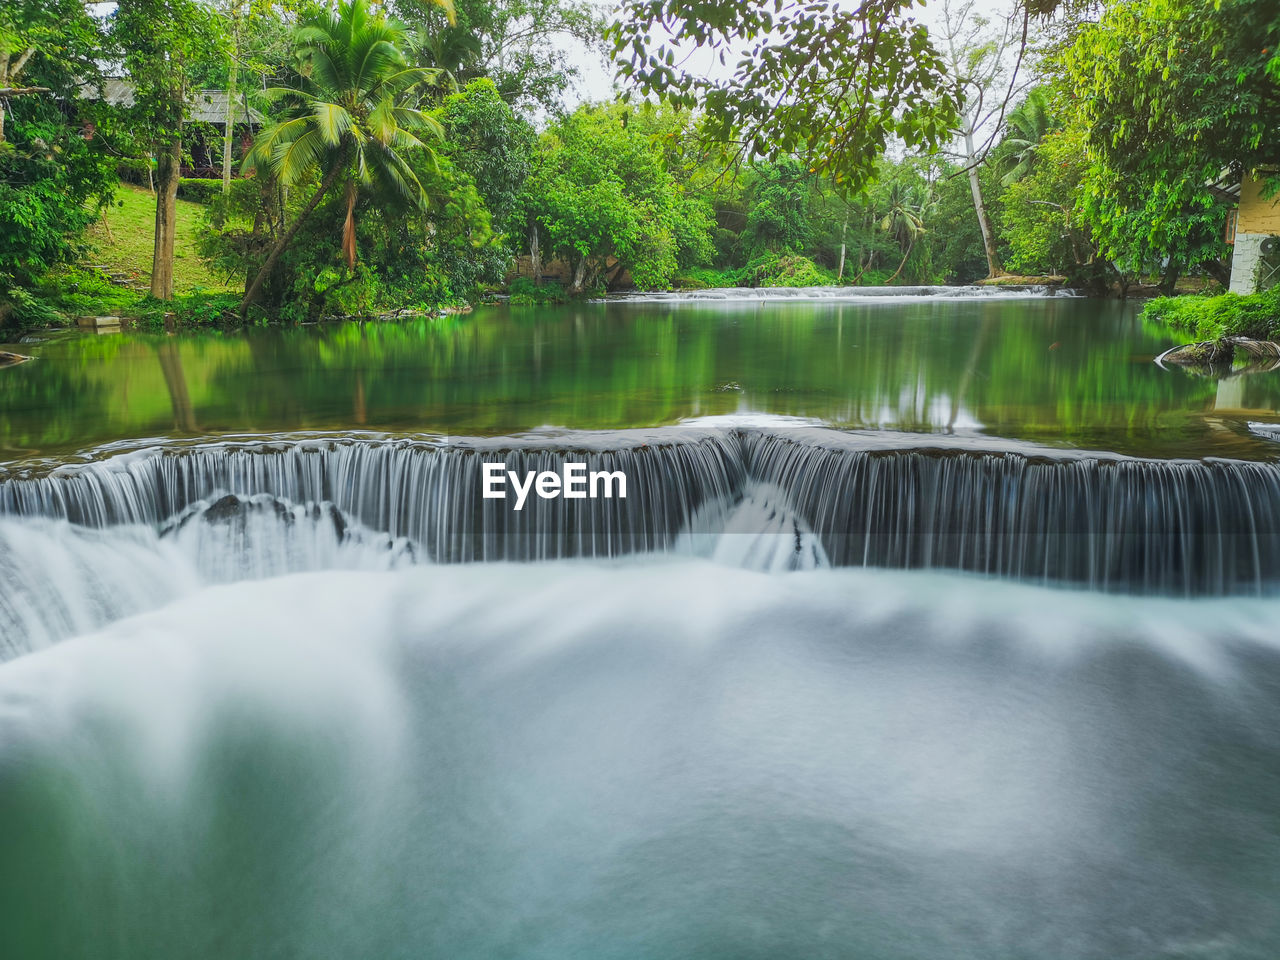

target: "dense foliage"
[2,0,1274,328]
[1143,287,1280,343]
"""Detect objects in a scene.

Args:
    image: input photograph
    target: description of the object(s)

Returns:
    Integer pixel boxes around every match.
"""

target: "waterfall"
[743,429,1280,594]
[0,431,745,563]
[0,495,413,655]
[2,426,1279,603]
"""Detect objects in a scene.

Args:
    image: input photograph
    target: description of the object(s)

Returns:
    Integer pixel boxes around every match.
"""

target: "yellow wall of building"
[1238,173,1280,235]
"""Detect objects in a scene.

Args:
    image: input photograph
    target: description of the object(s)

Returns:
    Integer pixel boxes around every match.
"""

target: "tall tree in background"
[935,0,1035,279]
[218,0,246,195]
[997,86,1057,187]
[239,0,450,315]
[114,0,222,300]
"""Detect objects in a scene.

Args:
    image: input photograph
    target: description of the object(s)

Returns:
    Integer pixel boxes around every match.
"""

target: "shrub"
[507,277,569,304]
[740,253,833,288]
[176,179,225,205]
[1142,286,1280,342]
[117,158,154,186]
[673,267,742,290]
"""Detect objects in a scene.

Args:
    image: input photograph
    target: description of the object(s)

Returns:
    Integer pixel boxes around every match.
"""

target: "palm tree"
[239,0,453,316]
[998,87,1058,187]
[879,182,929,284]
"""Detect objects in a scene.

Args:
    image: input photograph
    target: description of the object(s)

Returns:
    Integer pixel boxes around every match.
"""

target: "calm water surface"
[4,296,1279,461]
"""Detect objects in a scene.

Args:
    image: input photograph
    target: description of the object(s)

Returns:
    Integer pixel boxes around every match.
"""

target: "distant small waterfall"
[2,426,1279,596]
[611,284,1081,303]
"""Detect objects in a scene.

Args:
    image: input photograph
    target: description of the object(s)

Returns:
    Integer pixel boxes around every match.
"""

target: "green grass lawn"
[85,184,236,294]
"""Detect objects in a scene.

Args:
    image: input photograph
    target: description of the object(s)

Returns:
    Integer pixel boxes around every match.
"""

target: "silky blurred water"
[1,562,1279,959]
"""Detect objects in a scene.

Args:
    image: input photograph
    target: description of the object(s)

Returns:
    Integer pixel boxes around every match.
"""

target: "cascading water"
[0,495,412,653]
[743,429,1280,593]
[609,283,1083,302]
[4,288,1280,959]
[2,425,1278,613]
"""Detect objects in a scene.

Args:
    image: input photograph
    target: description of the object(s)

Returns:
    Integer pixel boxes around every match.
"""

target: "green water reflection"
[3,297,1279,461]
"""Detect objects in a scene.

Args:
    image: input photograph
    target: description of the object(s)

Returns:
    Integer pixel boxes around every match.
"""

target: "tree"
[519,103,714,292]
[0,0,81,144]
[1062,0,1277,289]
[878,178,931,283]
[1,0,115,326]
[934,0,1035,279]
[397,0,605,113]
[437,77,534,244]
[997,86,1058,186]
[239,0,449,315]
[1065,0,1280,186]
[1000,126,1094,277]
[610,0,958,195]
[740,158,814,258]
[114,0,224,300]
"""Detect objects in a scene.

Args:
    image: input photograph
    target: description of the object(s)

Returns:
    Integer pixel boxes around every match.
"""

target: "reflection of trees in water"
[6,302,1280,459]
[0,340,119,455]
[156,341,197,433]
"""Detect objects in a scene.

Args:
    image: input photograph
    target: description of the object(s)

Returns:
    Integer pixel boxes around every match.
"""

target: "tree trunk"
[529,220,542,285]
[570,255,587,294]
[239,157,347,318]
[964,130,1003,279]
[220,42,240,195]
[836,212,848,282]
[342,178,358,270]
[1159,258,1182,296]
[151,126,182,300]
[886,238,915,285]
[1202,257,1231,287]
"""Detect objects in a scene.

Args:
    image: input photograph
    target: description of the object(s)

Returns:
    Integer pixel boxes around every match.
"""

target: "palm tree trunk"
[342,178,358,270]
[836,212,848,282]
[239,157,347,318]
[887,238,915,285]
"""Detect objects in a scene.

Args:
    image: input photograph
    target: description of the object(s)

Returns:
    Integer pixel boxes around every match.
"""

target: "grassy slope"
[84,184,235,294]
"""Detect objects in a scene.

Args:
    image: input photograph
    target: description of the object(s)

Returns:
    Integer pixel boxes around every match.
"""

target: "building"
[1220,170,1280,294]
[92,80,264,178]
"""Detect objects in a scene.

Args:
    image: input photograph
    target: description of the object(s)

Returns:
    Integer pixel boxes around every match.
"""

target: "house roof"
[94,79,263,125]
[1206,168,1242,203]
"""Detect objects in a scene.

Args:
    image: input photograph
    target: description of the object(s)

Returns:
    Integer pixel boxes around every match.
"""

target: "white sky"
[562,0,1024,110]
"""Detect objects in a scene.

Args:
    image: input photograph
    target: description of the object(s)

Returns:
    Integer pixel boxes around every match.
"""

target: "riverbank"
[1143,285,1280,343]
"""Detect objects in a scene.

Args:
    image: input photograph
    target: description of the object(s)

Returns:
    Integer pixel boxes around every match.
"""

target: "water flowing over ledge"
[604,284,1082,303]
[2,425,1278,599]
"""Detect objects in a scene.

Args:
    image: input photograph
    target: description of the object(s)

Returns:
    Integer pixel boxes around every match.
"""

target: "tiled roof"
[93,80,263,125]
